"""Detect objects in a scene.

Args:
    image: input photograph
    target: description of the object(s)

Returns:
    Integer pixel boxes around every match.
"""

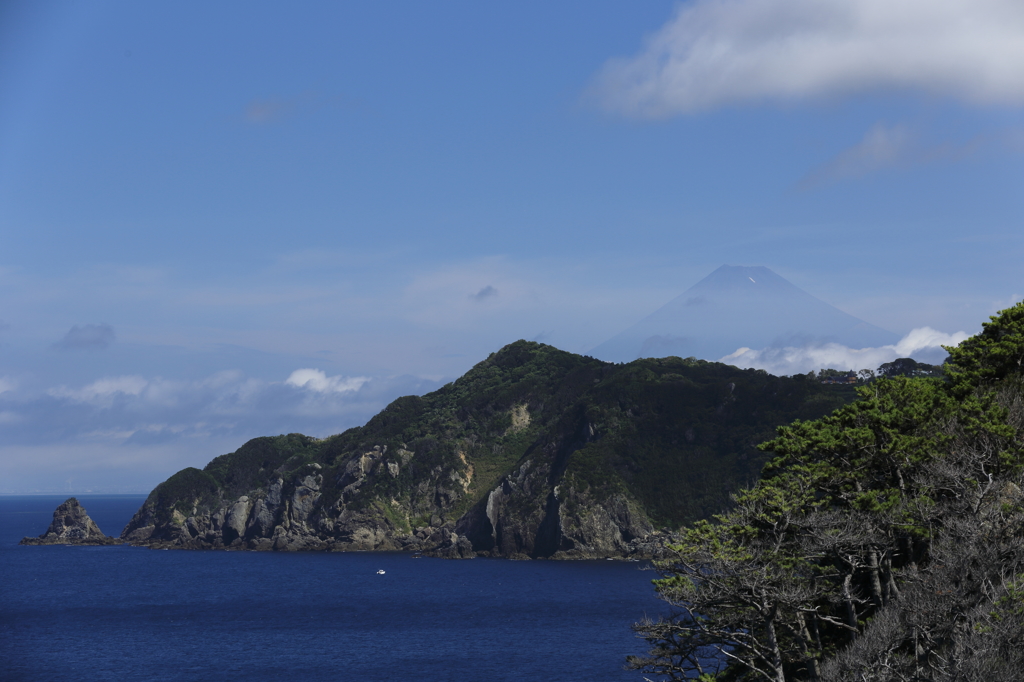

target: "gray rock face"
[289,473,321,529]
[246,498,277,538]
[424,531,475,559]
[551,487,655,559]
[20,498,122,546]
[119,429,665,558]
[266,478,284,506]
[117,425,668,559]
[223,497,252,545]
[450,452,662,560]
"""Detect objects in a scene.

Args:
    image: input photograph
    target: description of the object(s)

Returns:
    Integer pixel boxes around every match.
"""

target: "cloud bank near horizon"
[0,368,444,491]
[720,326,970,375]
[24,369,439,445]
[593,0,1024,117]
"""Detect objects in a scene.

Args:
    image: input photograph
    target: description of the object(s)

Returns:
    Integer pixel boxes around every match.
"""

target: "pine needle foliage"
[630,302,1024,682]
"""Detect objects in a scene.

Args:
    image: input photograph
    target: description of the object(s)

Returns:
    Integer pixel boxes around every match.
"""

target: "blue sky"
[2,0,1023,492]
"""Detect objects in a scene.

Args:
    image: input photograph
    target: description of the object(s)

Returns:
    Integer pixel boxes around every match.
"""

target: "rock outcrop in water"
[121,341,857,558]
[20,498,122,546]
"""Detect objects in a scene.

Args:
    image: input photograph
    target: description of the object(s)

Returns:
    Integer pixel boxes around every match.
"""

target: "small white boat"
[377,569,385,574]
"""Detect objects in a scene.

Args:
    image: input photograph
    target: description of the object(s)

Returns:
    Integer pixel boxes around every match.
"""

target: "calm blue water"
[0,496,666,681]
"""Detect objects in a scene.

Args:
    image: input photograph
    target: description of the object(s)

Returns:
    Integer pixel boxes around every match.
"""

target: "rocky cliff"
[21,498,122,545]
[121,341,855,557]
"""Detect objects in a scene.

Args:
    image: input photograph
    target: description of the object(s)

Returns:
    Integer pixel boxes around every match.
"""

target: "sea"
[0,495,668,681]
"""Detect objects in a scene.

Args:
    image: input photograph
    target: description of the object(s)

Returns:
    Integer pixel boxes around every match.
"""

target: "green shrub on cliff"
[148,467,220,524]
[630,301,1024,681]
[129,339,860,555]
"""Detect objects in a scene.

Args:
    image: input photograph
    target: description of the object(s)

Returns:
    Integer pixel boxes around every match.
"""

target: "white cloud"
[804,123,913,184]
[991,293,1023,315]
[55,322,116,349]
[471,285,499,301]
[49,375,147,404]
[800,122,984,186]
[2,369,441,455]
[80,428,138,442]
[891,327,969,357]
[285,369,369,394]
[593,0,1024,117]
[720,326,970,375]
[0,377,15,394]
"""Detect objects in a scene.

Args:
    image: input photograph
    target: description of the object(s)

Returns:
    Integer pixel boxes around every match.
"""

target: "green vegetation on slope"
[558,357,857,526]
[324,343,853,528]
[128,340,859,554]
[630,301,1024,681]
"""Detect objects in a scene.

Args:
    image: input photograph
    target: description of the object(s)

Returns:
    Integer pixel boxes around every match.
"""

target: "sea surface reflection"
[1,495,665,681]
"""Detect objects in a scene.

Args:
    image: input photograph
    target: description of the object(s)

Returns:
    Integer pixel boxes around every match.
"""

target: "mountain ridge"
[591,265,899,364]
[118,340,858,558]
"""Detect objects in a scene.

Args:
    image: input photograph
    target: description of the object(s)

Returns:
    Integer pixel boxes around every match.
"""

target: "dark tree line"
[812,358,945,384]
[630,302,1024,681]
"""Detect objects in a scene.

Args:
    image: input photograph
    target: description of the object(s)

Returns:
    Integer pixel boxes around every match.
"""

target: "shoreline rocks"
[118,461,669,559]
[20,498,123,546]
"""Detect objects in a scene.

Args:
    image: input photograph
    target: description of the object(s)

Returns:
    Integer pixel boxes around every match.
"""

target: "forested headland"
[629,302,1024,681]
[119,342,857,558]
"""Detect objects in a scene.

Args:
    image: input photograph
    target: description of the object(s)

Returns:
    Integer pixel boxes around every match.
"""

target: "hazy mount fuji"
[590,265,900,364]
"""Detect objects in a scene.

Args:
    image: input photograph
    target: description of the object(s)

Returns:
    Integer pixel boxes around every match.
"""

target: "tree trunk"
[884,554,900,602]
[842,573,859,642]
[763,607,786,682]
[868,550,884,607]
[798,613,821,682]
